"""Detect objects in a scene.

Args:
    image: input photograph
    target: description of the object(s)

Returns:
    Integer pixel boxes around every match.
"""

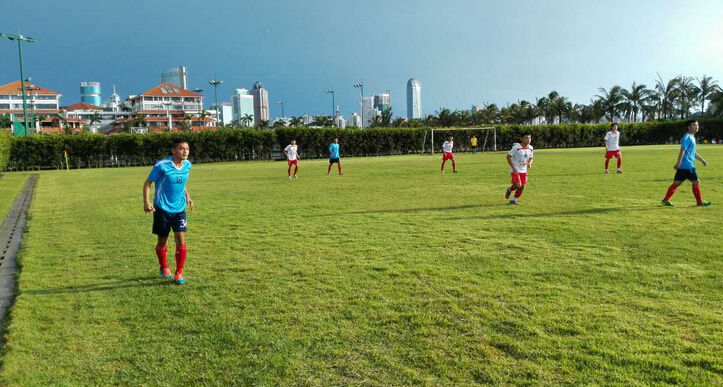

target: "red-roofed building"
[0,80,63,134]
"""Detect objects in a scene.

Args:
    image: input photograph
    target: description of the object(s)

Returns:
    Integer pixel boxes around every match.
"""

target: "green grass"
[1,145,722,386]
[0,173,28,220]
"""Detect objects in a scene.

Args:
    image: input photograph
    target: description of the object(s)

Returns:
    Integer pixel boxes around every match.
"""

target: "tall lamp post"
[324,89,335,118]
[353,83,364,128]
[0,32,36,134]
[277,100,285,122]
[208,78,223,124]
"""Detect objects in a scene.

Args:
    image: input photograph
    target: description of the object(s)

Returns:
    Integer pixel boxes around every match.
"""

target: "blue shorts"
[153,207,187,236]
[329,158,340,164]
[674,168,698,182]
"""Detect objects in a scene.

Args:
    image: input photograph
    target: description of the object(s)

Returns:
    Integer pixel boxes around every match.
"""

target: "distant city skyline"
[1,1,721,119]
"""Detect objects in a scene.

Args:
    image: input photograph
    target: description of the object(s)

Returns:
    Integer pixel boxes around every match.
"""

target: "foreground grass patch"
[0,146,722,385]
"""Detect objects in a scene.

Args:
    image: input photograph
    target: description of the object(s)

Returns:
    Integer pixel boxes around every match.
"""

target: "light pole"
[277,100,284,122]
[0,32,36,135]
[353,83,364,128]
[324,89,335,118]
[208,77,223,124]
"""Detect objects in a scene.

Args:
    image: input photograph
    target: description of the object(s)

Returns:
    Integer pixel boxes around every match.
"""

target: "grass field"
[0,173,28,220]
[0,145,722,386]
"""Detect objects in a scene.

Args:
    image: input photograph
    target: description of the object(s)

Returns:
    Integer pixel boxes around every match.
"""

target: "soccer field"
[0,145,721,385]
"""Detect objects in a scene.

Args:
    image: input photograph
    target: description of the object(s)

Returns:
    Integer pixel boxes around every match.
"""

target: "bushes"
[0,132,10,171]
[3,119,722,171]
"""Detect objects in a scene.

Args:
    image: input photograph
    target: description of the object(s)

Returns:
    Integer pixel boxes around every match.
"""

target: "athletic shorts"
[471,145,477,149]
[287,159,298,166]
[511,172,528,185]
[605,150,621,159]
[674,168,698,182]
[442,152,454,161]
[329,158,340,164]
[153,207,187,236]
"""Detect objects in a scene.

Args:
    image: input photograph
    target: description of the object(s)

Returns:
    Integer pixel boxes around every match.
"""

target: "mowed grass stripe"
[0,174,28,222]
[0,145,721,385]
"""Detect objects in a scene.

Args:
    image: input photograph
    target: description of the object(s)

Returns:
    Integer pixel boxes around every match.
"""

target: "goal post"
[429,127,496,154]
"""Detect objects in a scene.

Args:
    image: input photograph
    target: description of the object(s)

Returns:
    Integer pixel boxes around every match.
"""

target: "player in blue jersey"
[661,120,711,207]
[143,138,195,284]
[327,138,343,175]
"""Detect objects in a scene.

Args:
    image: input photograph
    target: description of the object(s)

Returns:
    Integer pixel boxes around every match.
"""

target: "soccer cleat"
[617,169,623,174]
[505,188,512,199]
[605,169,609,174]
[288,176,291,180]
[441,170,445,173]
[661,200,674,207]
[509,199,519,205]
[293,175,298,179]
[174,273,186,285]
[697,201,712,207]
[160,268,173,280]
[453,170,459,173]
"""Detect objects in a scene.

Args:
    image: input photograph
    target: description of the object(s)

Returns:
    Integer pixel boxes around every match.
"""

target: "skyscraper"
[407,78,422,119]
[373,93,391,114]
[161,66,188,89]
[80,82,101,106]
[361,96,380,129]
[231,88,254,126]
[251,81,269,126]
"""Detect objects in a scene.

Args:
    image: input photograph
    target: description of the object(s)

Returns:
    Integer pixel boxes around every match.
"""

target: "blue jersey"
[329,143,340,159]
[147,157,191,213]
[679,133,696,170]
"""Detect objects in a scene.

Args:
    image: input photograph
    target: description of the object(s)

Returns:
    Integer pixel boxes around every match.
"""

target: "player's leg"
[451,157,457,172]
[294,163,299,178]
[327,160,332,175]
[153,209,173,279]
[288,162,292,177]
[441,158,446,172]
[337,161,342,175]
[616,153,622,173]
[691,179,710,206]
[604,153,611,173]
[171,212,188,284]
[662,180,683,205]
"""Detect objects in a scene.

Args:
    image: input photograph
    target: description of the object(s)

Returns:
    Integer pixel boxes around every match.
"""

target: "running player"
[505,133,534,205]
[283,140,300,179]
[441,136,458,173]
[327,138,343,175]
[143,138,194,285]
[604,123,622,174]
[661,120,711,207]
[470,135,478,154]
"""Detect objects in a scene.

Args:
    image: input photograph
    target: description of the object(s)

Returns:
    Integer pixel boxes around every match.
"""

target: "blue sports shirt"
[679,133,696,170]
[329,143,340,159]
[147,156,192,213]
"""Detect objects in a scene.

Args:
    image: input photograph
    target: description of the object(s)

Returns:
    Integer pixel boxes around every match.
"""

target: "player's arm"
[527,157,534,169]
[506,154,517,172]
[143,179,154,213]
[674,148,686,169]
[695,152,708,166]
[185,187,194,211]
[282,148,288,159]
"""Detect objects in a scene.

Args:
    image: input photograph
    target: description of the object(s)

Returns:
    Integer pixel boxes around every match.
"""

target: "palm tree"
[674,76,699,119]
[622,82,652,123]
[180,113,193,132]
[435,108,456,127]
[133,113,147,128]
[240,114,253,127]
[655,74,678,120]
[380,109,393,126]
[90,111,101,126]
[392,117,406,127]
[590,98,606,123]
[199,110,209,126]
[257,120,269,129]
[289,116,303,127]
[696,75,721,115]
[596,86,625,122]
[313,115,332,127]
[0,114,12,128]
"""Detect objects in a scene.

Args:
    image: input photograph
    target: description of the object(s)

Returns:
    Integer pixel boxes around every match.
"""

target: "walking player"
[661,120,711,207]
[505,133,534,205]
[143,138,194,285]
[604,123,623,174]
[327,138,343,175]
[283,140,300,179]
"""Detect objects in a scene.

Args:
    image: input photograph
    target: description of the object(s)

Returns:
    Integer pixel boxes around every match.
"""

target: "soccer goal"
[426,127,496,154]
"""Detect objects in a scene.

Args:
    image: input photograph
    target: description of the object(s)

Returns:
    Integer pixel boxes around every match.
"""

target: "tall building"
[361,96,380,128]
[251,81,269,126]
[373,93,391,114]
[161,66,188,90]
[334,112,346,129]
[104,85,122,110]
[80,82,101,106]
[407,77,422,119]
[349,112,361,128]
[231,88,254,126]
[220,102,233,125]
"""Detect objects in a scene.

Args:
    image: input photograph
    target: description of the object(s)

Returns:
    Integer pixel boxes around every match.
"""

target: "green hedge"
[4,119,723,170]
[0,132,10,171]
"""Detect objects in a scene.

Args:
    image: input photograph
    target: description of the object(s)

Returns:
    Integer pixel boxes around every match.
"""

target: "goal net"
[425,127,496,154]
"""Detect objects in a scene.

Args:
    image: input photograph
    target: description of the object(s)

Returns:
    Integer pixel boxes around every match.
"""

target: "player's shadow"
[445,205,662,221]
[334,203,506,216]
[22,276,173,295]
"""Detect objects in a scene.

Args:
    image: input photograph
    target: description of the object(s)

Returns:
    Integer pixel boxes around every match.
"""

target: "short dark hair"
[611,122,618,128]
[685,119,698,129]
[521,132,531,137]
[172,138,189,148]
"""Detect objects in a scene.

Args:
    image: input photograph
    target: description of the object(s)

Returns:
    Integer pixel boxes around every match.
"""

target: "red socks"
[294,166,299,175]
[617,158,622,169]
[605,159,610,169]
[337,164,342,174]
[693,185,702,204]
[175,244,186,275]
[663,183,678,201]
[514,187,524,199]
[155,245,168,270]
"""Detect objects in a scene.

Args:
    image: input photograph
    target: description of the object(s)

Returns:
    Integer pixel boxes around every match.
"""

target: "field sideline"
[0,145,721,385]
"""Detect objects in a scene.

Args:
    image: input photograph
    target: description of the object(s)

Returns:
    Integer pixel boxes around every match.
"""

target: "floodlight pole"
[0,32,36,134]
[277,100,284,119]
[325,89,335,118]
[354,83,364,128]
[209,77,223,124]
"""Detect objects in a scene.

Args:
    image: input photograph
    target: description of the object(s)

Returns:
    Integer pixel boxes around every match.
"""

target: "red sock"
[663,183,678,201]
[155,245,167,270]
[514,187,524,198]
[287,166,291,176]
[175,244,186,275]
[294,166,299,175]
[509,184,518,192]
[605,159,610,169]
[452,161,457,171]
[693,185,702,204]
[617,158,622,169]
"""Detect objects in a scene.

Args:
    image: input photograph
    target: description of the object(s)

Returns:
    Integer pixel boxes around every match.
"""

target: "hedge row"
[4,119,723,170]
[0,132,10,171]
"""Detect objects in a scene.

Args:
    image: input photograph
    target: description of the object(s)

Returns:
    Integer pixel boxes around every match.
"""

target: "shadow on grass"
[445,205,665,221]
[22,276,172,295]
[310,203,508,217]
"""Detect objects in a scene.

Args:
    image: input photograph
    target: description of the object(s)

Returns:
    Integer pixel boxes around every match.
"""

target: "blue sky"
[1,0,721,119]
